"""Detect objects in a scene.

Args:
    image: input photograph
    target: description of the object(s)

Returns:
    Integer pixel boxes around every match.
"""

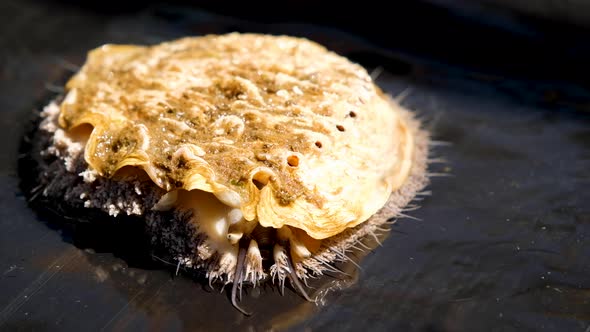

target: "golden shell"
[58,33,415,240]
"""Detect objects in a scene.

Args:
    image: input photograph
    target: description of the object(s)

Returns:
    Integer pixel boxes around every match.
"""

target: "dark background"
[1,1,589,331]
[44,0,590,85]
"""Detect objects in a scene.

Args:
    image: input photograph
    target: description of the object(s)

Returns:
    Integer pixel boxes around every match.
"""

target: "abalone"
[31,33,430,314]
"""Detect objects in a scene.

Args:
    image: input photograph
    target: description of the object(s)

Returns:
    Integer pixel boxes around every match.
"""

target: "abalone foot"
[21,99,431,314]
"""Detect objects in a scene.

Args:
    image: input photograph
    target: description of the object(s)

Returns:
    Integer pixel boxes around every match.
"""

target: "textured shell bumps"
[58,33,415,240]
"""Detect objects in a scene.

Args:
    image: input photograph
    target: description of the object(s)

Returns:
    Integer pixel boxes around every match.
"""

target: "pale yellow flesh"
[153,189,323,263]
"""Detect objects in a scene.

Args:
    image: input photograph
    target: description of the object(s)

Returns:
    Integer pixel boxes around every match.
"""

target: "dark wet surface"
[1,1,590,331]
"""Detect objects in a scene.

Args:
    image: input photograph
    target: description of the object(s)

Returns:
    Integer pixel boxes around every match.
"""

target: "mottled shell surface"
[58,33,414,239]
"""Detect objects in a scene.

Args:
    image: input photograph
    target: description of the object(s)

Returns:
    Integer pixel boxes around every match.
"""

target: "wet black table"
[1,1,589,331]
